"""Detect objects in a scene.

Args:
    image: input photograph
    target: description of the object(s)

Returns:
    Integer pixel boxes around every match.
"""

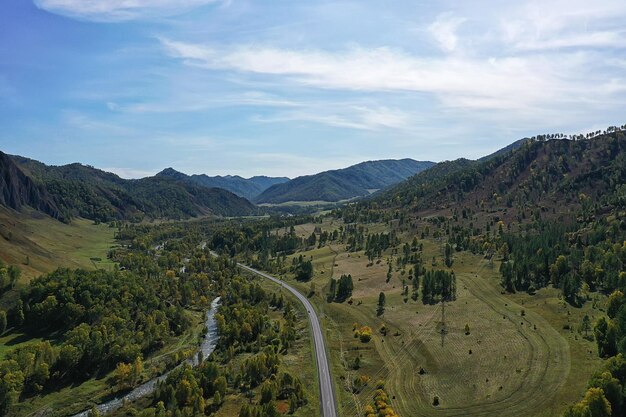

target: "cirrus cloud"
[428,13,466,52]
[34,0,223,21]
[159,38,609,112]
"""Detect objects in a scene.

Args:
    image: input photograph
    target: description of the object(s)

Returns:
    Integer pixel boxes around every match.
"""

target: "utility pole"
[441,298,445,327]
[440,296,447,348]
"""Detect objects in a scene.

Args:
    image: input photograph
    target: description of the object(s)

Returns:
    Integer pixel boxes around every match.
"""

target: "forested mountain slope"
[336,128,626,416]
[0,152,63,221]
[156,167,288,200]
[3,154,258,222]
[370,131,626,220]
[255,159,435,204]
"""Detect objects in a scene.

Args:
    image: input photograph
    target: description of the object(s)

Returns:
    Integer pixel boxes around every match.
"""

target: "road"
[210,251,338,417]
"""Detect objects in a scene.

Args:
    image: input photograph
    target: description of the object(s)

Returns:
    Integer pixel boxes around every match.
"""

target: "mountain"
[254,159,436,204]
[477,138,529,162]
[369,137,539,210]
[5,155,258,222]
[0,152,63,220]
[371,131,626,220]
[157,168,288,201]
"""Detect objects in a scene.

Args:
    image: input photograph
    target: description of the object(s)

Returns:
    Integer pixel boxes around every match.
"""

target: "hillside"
[0,206,115,284]
[255,159,435,204]
[6,155,258,222]
[373,132,626,219]
[0,152,63,221]
[157,168,288,200]
[330,128,626,416]
[477,137,529,162]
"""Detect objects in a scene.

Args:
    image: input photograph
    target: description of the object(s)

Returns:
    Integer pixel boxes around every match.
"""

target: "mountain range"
[0,154,437,222]
[1,154,258,222]
[254,159,436,204]
[156,168,288,201]
[370,131,626,222]
[6,130,618,225]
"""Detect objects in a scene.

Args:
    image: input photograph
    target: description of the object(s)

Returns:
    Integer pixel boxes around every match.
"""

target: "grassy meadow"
[0,207,116,284]
[272,220,606,417]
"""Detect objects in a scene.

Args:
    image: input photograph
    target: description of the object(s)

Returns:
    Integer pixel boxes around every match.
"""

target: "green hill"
[373,131,626,217]
[156,168,288,200]
[3,154,258,222]
[254,159,435,204]
[0,152,63,221]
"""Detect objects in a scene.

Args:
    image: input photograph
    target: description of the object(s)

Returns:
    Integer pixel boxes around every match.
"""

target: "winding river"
[71,297,221,417]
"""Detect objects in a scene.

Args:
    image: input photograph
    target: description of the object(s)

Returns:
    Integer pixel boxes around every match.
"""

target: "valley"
[4,2,626,416]
[245,220,603,416]
[0,129,624,417]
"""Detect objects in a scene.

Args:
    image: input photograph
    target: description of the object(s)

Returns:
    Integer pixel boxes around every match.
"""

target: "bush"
[353,325,372,343]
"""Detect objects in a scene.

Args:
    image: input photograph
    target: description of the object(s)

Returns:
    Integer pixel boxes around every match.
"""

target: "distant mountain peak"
[254,159,435,204]
[157,167,185,177]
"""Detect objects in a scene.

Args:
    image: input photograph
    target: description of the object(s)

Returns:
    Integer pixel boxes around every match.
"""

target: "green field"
[0,207,117,283]
[273,221,605,417]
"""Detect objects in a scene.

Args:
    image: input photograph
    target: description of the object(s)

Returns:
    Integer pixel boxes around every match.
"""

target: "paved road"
[211,251,337,417]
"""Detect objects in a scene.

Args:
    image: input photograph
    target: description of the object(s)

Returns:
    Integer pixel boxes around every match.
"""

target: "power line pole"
[440,296,447,348]
[441,298,445,327]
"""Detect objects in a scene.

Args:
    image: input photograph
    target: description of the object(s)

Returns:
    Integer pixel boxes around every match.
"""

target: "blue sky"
[1,0,625,178]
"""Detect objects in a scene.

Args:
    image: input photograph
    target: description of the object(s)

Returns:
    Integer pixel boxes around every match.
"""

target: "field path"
[385,263,571,417]
[338,259,571,417]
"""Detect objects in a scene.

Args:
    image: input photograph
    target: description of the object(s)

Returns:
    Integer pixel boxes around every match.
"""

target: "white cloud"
[113,91,300,114]
[61,110,137,135]
[428,14,466,52]
[34,0,222,21]
[253,106,411,131]
[496,0,626,50]
[514,30,626,51]
[161,38,613,112]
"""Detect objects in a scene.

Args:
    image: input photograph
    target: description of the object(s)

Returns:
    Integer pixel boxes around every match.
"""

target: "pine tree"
[0,310,6,335]
[377,292,386,316]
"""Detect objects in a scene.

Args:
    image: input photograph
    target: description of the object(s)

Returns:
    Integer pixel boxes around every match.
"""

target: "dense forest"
[110,221,311,416]
[142,273,307,417]
[0,266,201,414]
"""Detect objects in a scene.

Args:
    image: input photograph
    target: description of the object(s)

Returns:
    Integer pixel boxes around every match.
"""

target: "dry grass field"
[277,221,605,417]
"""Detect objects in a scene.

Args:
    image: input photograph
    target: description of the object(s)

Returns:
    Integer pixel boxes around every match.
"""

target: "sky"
[1,0,625,179]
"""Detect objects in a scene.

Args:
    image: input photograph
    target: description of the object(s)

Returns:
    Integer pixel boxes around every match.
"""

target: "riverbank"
[71,297,221,417]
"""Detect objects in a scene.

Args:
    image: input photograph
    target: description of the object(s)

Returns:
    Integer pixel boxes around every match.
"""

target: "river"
[71,297,221,417]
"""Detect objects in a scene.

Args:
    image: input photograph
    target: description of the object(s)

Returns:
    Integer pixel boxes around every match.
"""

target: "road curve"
[211,250,337,417]
[238,263,338,417]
